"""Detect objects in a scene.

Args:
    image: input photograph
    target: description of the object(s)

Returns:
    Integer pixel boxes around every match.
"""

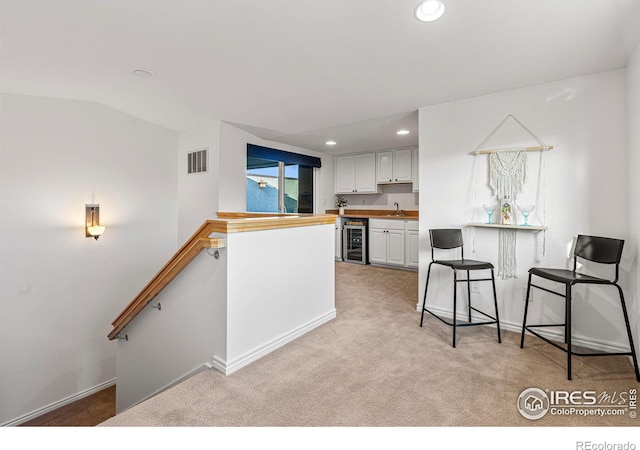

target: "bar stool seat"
[434,259,494,271]
[529,267,609,285]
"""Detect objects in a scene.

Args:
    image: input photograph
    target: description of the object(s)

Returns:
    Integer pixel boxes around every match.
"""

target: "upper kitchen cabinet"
[335,153,377,194]
[376,148,413,184]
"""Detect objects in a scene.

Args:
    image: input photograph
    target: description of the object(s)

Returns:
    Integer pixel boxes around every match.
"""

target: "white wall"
[218,122,335,213]
[115,247,227,413]
[177,120,220,243]
[418,70,635,353]
[627,43,640,358]
[0,94,178,425]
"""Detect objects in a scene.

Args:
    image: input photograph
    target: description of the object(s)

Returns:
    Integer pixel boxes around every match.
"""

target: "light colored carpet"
[100,262,638,427]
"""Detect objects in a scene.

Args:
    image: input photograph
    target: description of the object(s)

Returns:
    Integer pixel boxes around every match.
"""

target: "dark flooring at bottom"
[20,385,115,426]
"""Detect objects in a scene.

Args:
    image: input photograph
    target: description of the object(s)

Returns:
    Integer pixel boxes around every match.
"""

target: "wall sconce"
[258,179,267,188]
[85,204,105,240]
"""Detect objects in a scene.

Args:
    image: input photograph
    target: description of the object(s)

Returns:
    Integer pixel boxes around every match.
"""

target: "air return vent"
[187,149,208,174]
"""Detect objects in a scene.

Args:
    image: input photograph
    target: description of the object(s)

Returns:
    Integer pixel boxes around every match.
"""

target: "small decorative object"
[336,195,348,215]
[500,196,512,225]
[482,204,496,224]
[518,204,535,226]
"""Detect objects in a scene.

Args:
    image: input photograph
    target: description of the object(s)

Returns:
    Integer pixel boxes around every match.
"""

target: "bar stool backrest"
[573,235,624,281]
[429,229,464,261]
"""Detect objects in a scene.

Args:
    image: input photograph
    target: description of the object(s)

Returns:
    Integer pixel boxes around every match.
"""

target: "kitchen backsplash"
[338,184,418,210]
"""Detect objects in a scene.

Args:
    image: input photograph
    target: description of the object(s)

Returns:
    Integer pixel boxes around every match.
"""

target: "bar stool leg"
[452,269,458,348]
[520,273,533,348]
[491,269,501,343]
[615,285,640,382]
[566,284,572,381]
[466,270,471,322]
[420,263,433,327]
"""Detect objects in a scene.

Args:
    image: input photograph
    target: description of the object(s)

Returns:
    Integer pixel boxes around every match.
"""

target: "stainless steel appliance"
[343,219,368,264]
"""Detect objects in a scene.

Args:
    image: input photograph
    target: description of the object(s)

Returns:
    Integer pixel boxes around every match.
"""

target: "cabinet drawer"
[405,220,419,231]
[369,219,405,230]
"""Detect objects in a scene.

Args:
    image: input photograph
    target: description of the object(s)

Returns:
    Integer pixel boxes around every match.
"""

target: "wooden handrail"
[107,214,336,341]
[107,221,225,340]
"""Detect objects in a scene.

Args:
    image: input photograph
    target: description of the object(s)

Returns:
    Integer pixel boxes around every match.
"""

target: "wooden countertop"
[213,212,338,233]
[326,209,418,220]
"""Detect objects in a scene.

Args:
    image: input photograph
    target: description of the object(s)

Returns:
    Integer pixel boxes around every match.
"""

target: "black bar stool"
[520,234,640,381]
[420,229,501,347]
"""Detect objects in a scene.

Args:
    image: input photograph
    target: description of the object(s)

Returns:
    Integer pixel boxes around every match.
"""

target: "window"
[246,144,321,214]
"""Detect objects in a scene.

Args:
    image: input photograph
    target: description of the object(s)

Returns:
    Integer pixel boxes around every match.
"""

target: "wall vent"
[187,149,208,174]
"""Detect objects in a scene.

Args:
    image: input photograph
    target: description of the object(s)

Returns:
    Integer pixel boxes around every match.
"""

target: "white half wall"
[223,223,336,373]
[0,94,178,426]
[418,70,635,353]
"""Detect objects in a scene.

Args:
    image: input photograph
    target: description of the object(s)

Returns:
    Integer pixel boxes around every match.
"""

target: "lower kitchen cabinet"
[369,219,408,267]
[405,220,419,268]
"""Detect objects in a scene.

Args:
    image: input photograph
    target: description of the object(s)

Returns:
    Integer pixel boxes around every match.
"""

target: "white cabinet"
[335,153,377,194]
[369,219,405,267]
[412,147,419,193]
[405,220,419,268]
[369,219,419,269]
[394,148,413,183]
[376,151,394,184]
[376,148,413,184]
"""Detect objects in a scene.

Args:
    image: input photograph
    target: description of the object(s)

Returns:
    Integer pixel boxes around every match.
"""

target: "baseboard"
[416,303,635,355]
[211,309,337,375]
[369,262,418,272]
[2,378,116,427]
[120,362,213,414]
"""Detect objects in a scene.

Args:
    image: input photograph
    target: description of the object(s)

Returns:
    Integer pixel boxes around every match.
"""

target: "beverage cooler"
[342,219,368,264]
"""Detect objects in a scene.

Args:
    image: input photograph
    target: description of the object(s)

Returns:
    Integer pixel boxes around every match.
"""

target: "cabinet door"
[376,151,394,183]
[406,230,419,268]
[369,228,388,264]
[393,148,413,182]
[386,230,405,266]
[354,153,377,193]
[335,156,356,193]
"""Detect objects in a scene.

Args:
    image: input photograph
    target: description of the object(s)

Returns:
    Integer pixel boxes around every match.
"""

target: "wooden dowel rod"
[469,145,553,155]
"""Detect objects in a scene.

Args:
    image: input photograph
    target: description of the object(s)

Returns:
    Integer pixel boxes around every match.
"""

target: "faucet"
[394,202,399,215]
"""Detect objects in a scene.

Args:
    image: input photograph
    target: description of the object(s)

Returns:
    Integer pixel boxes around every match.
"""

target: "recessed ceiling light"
[415,0,445,22]
[133,68,154,78]
[326,140,337,146]
[397,130,410,135]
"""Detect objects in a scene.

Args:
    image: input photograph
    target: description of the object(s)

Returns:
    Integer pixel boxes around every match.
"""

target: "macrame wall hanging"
[490,150,527,278]
[469,114,552,279]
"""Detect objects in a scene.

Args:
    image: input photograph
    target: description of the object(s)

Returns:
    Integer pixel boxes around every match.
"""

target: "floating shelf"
[468,223,547,231]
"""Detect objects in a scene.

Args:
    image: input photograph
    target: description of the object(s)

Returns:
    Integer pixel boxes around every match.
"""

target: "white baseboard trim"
[416,303,634,355]
[211,309,337,376]
[120,362,213,414]
[2,378,116,427]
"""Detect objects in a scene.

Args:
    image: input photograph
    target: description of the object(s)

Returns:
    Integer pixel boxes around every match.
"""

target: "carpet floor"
[99,262,639,427]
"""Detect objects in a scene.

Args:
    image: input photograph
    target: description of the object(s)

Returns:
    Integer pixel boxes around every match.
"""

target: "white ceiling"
[1,0,639,154]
